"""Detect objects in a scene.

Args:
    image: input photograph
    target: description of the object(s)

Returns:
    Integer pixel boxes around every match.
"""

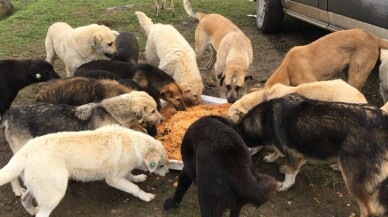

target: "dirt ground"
[0,10,384,217]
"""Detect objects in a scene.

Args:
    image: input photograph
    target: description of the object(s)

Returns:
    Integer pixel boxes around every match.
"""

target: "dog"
[183,0,253,103]
[236,93,388,217]
[0,91,163,196]
[264,29,388,90]
[135,11,204,106]
[0,125,169,217]
[379,49,388,103]
[164,116,277,216]
[155,0,175,16]
[36,77,135,106]
[228,79,368,123]
[45,22,118,77]
[110,31,139,65]
[0,59,60,115]
[75,60,186,110]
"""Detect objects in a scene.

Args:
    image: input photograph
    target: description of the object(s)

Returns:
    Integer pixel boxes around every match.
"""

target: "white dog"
[45,22,118,77]
[135,11,204,106]
[0,125,169,217]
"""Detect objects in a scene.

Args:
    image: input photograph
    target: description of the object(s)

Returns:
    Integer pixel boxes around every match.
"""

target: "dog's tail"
[379,39,388,50]
[135,11,154,35]
[0,148,28,186]
[381,49,388,62]
[183,0,206,20]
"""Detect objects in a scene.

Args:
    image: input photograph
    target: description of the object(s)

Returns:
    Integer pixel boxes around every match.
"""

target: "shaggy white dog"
[135,11,204,106]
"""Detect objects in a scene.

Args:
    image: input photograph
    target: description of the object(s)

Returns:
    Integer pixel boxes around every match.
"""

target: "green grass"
[0,0,255,59]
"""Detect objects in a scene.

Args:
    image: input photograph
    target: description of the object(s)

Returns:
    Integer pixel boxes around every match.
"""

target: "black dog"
[75,61,186,110]
[164,115,277,217]
[236,93,388,217]
[0,59,60,115]
[110,32,139,65]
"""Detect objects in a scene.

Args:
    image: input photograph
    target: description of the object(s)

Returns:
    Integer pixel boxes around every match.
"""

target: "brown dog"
[183,0,253,103]
[264,29,388,89]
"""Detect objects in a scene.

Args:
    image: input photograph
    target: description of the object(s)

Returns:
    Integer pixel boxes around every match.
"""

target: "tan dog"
[264,29,388,89]
[155,0,175,16]
[135,11,204,106]
[0,125,168,216]
[45,22,118,77]
[183,0,253,103]
[228,79,368,123]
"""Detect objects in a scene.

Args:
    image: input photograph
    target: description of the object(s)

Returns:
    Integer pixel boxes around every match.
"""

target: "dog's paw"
[330,163,340,172]
[133,174,147,183]
[164,198,179,210]
[263,153,279,163]
[138,191,155,202]
[277,182,292,191]
[13,187,26,197]
[207,79,216,87]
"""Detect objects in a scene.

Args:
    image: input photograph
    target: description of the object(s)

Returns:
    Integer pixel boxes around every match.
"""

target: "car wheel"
[256,0,284,33]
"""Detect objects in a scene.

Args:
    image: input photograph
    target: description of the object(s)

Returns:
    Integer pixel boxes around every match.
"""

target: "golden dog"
[264,29,388,89]
[154,0,175,16]
[183,0,253,103]
[45,22,118,77]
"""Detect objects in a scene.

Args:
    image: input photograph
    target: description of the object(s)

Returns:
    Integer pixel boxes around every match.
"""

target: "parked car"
[255,0,388,39]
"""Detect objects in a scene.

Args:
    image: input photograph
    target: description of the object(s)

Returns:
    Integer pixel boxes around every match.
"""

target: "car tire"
[256,0,284,33]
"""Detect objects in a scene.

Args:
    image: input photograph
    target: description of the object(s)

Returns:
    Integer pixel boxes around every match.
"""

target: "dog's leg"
[263,147,284,163]
[170,0,175,16]
[347,52,378,89]
[106,177,155,202]
[44,38,56,65]
[277,152,306,191]
[164,170,193,210]
[21,190,39,216]
[155,0,161,16]
[126,173,147,183]
[11,178,26,196]
[145,42,160,67]
[194,31,210,65]
[229,204,243,217]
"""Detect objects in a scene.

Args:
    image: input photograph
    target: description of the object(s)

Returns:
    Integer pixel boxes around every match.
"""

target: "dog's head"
[160,82,186,111]
[179,82,203,106]
[101,91,163,128]
[91,26,118,58]
[218,65,252,103]
[142,140,169,176]
[29,59,60,81]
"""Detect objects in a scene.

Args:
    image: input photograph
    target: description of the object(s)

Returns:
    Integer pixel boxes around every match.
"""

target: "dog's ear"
[245,75,253,81]
[134,106,145,120]
[111,30,120,37]
[219,75,225,87]
[144,149,161,173]
[179,83,191,93]
[75,104,96,120]
[91,33,102,47]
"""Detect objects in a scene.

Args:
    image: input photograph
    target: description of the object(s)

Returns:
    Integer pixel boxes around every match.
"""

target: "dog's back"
[164,116,277,215]
[75,60,136,79]
[111,32,139,64]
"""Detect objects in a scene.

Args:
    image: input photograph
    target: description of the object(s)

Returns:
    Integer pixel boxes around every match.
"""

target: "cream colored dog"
[45,22,118,77]
[379,49,388,103]
[264,29,388,89]
[183,0,253,103]
[228,79,368,123]
[0,125,168,217]
[135,11,204,106]
[155,0,175,16]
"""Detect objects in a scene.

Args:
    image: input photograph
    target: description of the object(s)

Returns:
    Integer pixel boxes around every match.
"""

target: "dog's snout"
[227,97,236,103]
[160,117,164,123]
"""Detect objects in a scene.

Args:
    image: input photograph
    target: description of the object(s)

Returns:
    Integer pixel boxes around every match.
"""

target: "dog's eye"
[226,85,231,90]
[193,94,197,98]
[108,42,113,46]
[159,163,165,168]
[151,109,156,114]
[175,97,181,102]
[235,86,241,92]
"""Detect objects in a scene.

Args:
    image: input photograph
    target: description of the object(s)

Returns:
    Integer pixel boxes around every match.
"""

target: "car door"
[283,0,329,29]
[327,0,388,38]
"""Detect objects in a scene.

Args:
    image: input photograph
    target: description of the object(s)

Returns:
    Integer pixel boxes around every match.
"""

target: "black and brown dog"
[164,115,277,217]
[110,31,139,65]
[0,59,60,115]
[75,61,186,110]
[237,93,388,217]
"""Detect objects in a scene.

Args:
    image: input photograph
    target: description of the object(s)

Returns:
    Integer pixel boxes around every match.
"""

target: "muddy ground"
[0,8,384,217]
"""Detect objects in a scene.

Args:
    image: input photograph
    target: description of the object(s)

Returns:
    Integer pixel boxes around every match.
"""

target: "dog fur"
[110,31,139,65]
[135,11,204,106]
[45,22,118,77]
[0,59,60,115]
[379,49,388,103]
[0,91,163,196]
[36,77,135,106]
[76,60,186,110]
[264,29,388,90]
[164,116,277,216]
[0,125,169,217]
[236,93,388,217]
[183,0,253,103]
[154,0,175,16]
[228,79,368,123]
